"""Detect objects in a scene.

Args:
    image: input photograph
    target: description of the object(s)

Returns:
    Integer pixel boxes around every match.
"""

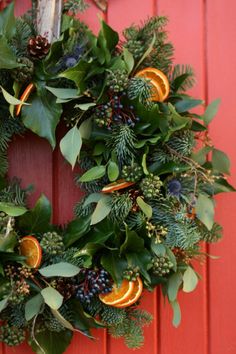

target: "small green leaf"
[203,99,221,125]
[41,287,63,310]
[60,126,82,169]
[183,266,198,293]
[136,197,152,219]
[170,300,181,327]
[90,196,111,225]
[212,148,230,175]
[79,165,106,182]
[167,272,183,302]
[0,297,8,313]
[196,194,215,230]
[75,103,96,111]
[0,2,16,39]
[107,161,119,182]
[0,202,27,216]
[51,309,74,331]
[1,86,31,106]
[142,153,149,175]
[39,262,80,278]
[79,118,92,140]
[25,294,44,321]
[46,86,80,100]
[63,216,91,248]
[175,98,203,113]
[192,146,212,165]
[123,48,134,74]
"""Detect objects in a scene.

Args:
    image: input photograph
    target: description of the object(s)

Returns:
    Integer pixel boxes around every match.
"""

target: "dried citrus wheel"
[135,67,170,102]
[102,179,135,193]
[99,279,135,306]
[114,277,143,308]
[19,235,42,268]
[15,83,35,116]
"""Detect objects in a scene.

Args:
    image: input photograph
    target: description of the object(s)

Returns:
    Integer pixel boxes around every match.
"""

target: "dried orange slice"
[99,279,134,306]
[102,179,135,193]
[135,67,170,102]
[114,277,143,308]
[15,83,35,116]
[19,235,42,268]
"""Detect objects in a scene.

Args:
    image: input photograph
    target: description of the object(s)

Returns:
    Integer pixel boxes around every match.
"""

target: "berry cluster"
[106,69,129,93]
[76,269,112,304]
[140,174,163,199]
[123,266,140,281]
[151,256,174,276]
[40,231,64,255]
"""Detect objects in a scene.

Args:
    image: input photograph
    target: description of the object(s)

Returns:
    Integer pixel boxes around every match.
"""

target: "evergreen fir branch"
[166,130,195,157]
[63,0,89,15]
[109,192,132,224]
[126,212,146,230]
[101,305,126,325]
[127,77,152,105]
[74,196,94,218]
[170,64,196,92]
[10,18,33,57]
[200,222,223,243]
[0,179,27,206]
[0,150,8,177]
[165,220,201,249]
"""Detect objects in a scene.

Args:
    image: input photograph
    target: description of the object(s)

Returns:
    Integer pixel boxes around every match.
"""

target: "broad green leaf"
[192,146,212,165]
[120,226,144,254]
[212,148,230,175]
[41,287,63,310]
[1,86,31,106]
[196,194,215,230]
[151,241,166,257]
[79,165,106,182]
[90,196,112,225]
[63,216,91,248]
[175,98,203,113]
[203,98,221,125]
[0,202,27,216]
[0,37,20,69]
[60,126,82,169]
[93,142,105,156]
[18,194,51,233]
[46,86,79,100]
[79,118,92,139]
[29,330,72,354]
[136,197,152,219]
[167,272,183,302]
[183,266,198,293]
[209,178,236,194]
[51,309,74,331]
[123,48,134,74]
[101,251,127,285]
[22,91,62,149]
[0,297,8,313]
[149,161,189,175]
[0,2,15,39]
[170,300,181,327]
[100,20,119,51]
[83,193,103,207]
[75,103,96,111]
[25,294,44,321]
[107,161,119,182]
[59,60,90,91]
[39,262,80,278]
[74,242,103,258]
[70,299,101,331]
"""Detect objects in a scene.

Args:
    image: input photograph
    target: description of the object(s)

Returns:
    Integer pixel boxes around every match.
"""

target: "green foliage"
[10,17,33,56]
[127,77,152,105]
[170,64,195,92]
[109,192,132,223]
[63,0,89,15]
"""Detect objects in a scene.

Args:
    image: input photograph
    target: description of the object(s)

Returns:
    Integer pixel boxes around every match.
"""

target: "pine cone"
[11,57,34,83]
[27,35,50,60]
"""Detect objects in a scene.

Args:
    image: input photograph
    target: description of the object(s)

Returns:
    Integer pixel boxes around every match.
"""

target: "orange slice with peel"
[135,67,170,102]
[114,277,143,308]
[19,235,42,268]
[99,279,135,306]
[102,179,135,193]
[15,83,35,116]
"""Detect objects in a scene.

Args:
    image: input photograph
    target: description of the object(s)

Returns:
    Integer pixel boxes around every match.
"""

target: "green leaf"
[0,202,27,216]
[170,300,181,327]
[51,309,74,331]
[46,86,80,100]
[126,251,151,282]
[69,299,101,331]
[25,294,44,321]
[74,242,103,258]
[18,194,51,233]
[196,194,215,230]
[203,98,221,125]
[79,165,106,182]
[183,266,198,293]
[59,60,90,91]
[120,226,144,254]
[134,33,156,71]
[39,262,80,278]
[60,126,82,169]
[0,2,15,39]
[101,251,127,285]
[1,86,31,106]
[142,152,149,175]
[41,287,63,310]
[192,146,212,165]
[75,103,96,111]
[175,98,203,113]
[123,48,134,74]
[63,216,91,248]
[136,197,152,219]
[0,232,17,252]
[209,178,236,194]
[100,20,119,51]
[21,91,62,149]
[167,272,183,302]
[0,36,20,69]
[79,118,92,139]
[107,161,119,182]
[90,195,112,225]
[149,161,189,175]
[0,297,8,313]
[212,148,230,175]
[29,330,72,354]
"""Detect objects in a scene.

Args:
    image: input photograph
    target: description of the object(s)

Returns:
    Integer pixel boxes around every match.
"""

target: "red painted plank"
[207,1,236,353]
[157,1,208,354]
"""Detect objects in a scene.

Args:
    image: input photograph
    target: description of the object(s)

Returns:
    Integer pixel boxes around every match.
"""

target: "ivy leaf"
[167,272,183,302]
[74,242,103,258]
[90,195,112,225]
[21,92,62,149]
[101,251,127,285]
[203,98,221,125]
[0,202,27,216]
[41,287,63,310]
[18,194,51,234]
[107,161,119,182]
[170,300,181,327]
[196,194,214,230]
[0,37,20,69]
[120,226,144,254]
[212,148,230,175]
[183,266,198,293]
[123,48,134,74]
[79,165,106,182]
[70,299,101,332]
[29,330,73,354]
[60,126,82,169]
[39,262,80,278]
[59,60,90,91]
[175,98,203,113]
[63,216,91,248]
[136,197,152,219]
[25,294,44,321]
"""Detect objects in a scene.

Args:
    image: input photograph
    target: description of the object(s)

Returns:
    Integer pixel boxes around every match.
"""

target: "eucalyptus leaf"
[183,266,198,293]
[170,300,181,327]
[212,148,230,175]
[79,165,106,182]
[196,194,215,230]
[41,287,63,310]
[123,48,134,74]
[0,202,27,216]
[107,161,119,182]
[75,103,96,111]
[60,126,82,169]
[90,196,112,225]
[203,98,221,125]
[1,86,31,106]
[175,98,203,113]
[167,272,183,302]
[79,118,92,139]
[136,197,152,219]
[46,86,80,100]
[39,262,80,278]
[25,294,44,321]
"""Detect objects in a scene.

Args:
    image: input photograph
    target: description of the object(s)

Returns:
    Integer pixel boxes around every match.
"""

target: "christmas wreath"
[0,2,234,353]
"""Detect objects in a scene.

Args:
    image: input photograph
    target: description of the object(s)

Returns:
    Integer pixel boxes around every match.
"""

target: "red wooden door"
[2,0,236,354]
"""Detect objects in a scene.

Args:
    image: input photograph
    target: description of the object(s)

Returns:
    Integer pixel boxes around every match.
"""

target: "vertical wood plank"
[207,1,236,353]
[157,1,208,354]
